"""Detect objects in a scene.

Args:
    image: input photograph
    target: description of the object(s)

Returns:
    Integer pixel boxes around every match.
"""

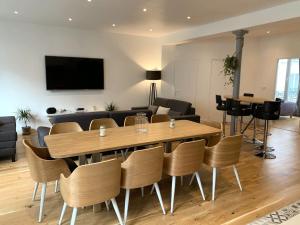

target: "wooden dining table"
[223,95,272,104]
[45,120,221,159]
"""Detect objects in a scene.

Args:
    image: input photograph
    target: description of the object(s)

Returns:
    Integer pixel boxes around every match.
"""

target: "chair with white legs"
[121,146,166,224]
[163,140,206,214]
[58,159,124,225]
[23,140,71,222]
[203,135,243,201]
[89,118,126,159]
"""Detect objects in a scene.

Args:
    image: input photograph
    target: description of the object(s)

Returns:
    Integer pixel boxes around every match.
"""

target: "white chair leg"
[38,183,47,222]
[32,182,39,201]
[189,174,195,186]
[111,198,124,225]
[212,167,217,201]
[105,200,110,211]
[141,187,144,197]
[180,176,183,186]
[233,165,243,191]
[171,176,176,214]
[150,184,155,195]
[121,150,126,160]
[70,208,78,225]
[154,183,166,215]
[58,202,67,225]
[124,189,130,223]
[114,151,118,158]
[195,172,206,200]
[54,180,59,193]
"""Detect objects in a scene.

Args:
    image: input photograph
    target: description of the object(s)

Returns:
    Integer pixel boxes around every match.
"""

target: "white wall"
[0,21,162,129]
[161,31,300,122]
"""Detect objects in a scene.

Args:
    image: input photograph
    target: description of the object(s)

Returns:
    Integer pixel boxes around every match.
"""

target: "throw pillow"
[156,106,170,115]
[168,110,182,117]
[148,105,158,114]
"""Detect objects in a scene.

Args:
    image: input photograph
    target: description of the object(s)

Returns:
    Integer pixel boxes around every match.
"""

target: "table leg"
[78,155,87,166]
[164,142,172,153]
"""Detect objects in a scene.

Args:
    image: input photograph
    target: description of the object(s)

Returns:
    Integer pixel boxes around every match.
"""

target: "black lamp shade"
[146,71,161,80]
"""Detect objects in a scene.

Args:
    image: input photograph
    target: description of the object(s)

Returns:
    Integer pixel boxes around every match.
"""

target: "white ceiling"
[0,0,297,37]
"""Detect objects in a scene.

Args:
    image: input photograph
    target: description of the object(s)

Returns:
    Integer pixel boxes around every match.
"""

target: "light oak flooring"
[1,121,300,225]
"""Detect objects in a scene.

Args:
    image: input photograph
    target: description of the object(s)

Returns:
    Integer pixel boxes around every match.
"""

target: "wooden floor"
[1,121,300,225]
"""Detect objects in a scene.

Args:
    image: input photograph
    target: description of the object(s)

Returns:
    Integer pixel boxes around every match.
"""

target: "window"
[275,58,300,103]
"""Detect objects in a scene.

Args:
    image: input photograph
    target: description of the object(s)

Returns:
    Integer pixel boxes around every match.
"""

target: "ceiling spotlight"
[87,0,92,2]
[187,16,191,20]
[13,11,19,15]
[112,24,116,27]
[68,17,72,21]
[149,28,153,32]
[266,31,271,34]
[143,8,147,12]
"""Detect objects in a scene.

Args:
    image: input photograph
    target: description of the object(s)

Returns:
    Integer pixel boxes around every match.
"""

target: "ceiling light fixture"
[149,28,153,32]
[187,16,191,20]
[13,11,19,15]
[266,31,271,34]
[112,24,116,27]
[87,0,92,2]
[68,17,72,21]
[143,8,147,12]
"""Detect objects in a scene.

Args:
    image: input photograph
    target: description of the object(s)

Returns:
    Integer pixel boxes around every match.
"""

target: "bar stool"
[216,95,227,136]
[253,101,281,159]
[226,98,252,134]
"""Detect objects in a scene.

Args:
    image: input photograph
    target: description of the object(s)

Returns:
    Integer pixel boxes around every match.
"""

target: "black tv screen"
[45,56,104,90]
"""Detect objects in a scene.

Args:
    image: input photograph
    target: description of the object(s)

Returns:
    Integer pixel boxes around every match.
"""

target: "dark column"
[230,30,248,135]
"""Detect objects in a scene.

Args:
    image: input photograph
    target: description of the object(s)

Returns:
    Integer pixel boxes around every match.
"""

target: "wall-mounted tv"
[45,56,104,90]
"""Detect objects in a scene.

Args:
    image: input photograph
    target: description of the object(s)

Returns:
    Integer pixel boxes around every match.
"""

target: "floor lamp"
[146,71,161,106]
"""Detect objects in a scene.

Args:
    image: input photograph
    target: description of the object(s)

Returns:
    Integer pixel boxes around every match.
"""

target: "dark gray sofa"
[0,116,17,162]
[132,97,200,123]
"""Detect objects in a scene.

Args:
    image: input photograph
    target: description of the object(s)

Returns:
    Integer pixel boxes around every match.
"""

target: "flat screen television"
[45,56,104,90]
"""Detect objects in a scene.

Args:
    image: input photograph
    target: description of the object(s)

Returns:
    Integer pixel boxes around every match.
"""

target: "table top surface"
[224,95,272,104]
[45,120,221,158]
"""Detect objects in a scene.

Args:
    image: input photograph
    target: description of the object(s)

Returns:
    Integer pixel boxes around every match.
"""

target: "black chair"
[253,101,281,159]
[216,95,226,136]
[226,98,252,134]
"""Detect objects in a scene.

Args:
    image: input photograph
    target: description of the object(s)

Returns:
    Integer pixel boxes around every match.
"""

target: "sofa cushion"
[153,98,192,115]
[153,98,169,108]
[109,109,152,126]
[49,111,110,131]
[0,131,17,142]
[0,116,16,132]
[156,106,170,115]
[0,140,16,149]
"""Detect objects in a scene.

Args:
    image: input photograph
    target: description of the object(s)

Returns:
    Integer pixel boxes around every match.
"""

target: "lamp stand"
[149,82,157,105]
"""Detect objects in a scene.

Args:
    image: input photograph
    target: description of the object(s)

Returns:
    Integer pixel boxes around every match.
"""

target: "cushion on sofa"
[156,106,170,115]
[153,97,192,115]
[0,131,17,142]
[168,110,182,117]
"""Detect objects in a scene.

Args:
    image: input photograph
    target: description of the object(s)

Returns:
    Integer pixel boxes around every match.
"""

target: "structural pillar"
[230,30,248,135]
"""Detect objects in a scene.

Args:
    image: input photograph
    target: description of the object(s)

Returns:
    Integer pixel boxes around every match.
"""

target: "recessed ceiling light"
[13,11,19,15]
[87,0,92,2]
[187,16,191,20]
[149,28,153,32]
[266,31,271,34]
[143,8,147,12]
[112,24,116,27]
[68,17,72,21]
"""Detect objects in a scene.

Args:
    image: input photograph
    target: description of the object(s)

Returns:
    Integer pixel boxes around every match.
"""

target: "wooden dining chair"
[121,146,166,224]
[49,122,83,134]
[89,118,118,130]
[204,135,243,201]
[124,116,136,126]
[151,114,170,123]
[164,140,206,214]
[201,121,223,146]
[89,118,126,159]
[23,140,71,222]
[58,159,123,225]
[49,122,83,190]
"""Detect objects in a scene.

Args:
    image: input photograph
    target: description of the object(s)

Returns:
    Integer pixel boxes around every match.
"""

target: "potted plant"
[16,108,33,135]
[105,102,118,112]
[223,54,238,86]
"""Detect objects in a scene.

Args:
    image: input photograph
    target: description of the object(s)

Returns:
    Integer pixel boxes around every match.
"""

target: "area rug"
[248,201,300,225]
